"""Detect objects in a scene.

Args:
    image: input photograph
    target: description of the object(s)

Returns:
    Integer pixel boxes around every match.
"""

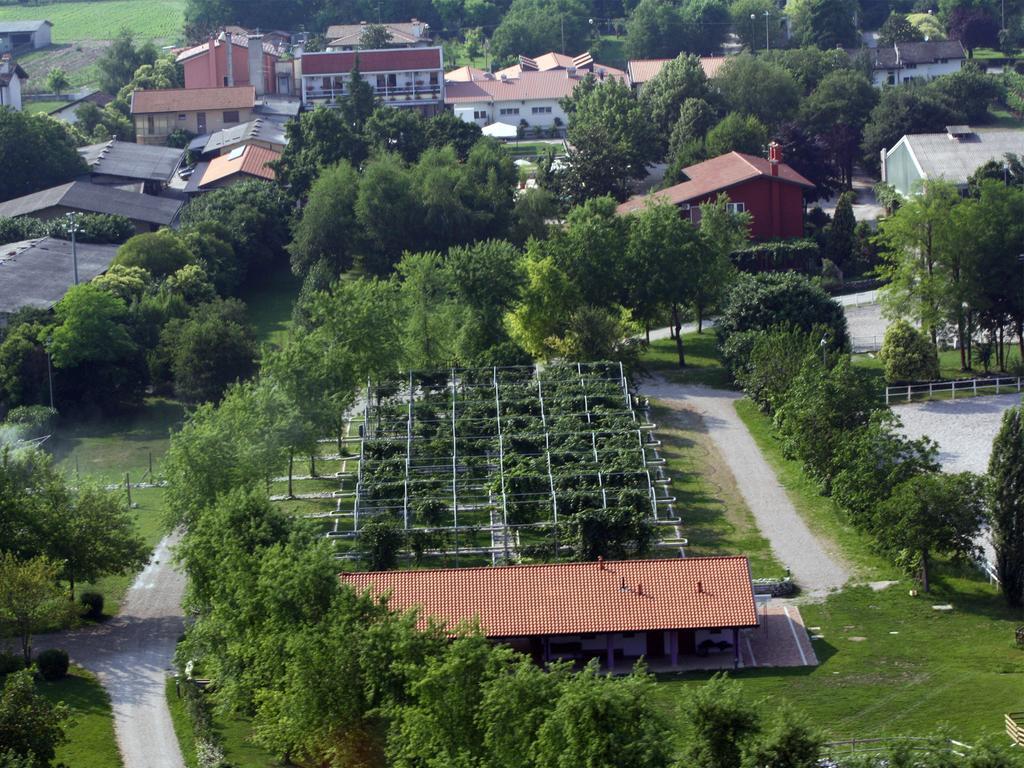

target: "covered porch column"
[732,628,740,669]
[669,629,679,668]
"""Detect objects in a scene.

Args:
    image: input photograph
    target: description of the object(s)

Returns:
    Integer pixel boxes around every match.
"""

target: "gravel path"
[641,378,850,596]
[24,533,187,768]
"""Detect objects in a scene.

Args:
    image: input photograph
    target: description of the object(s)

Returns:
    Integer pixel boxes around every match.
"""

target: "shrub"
[2,406,56,440]
[879,320,940,383]
[113,231,194,278]
[79,592,104,620]
[35,649,69,681]
[731,239,821,273]
[0,652,24,676]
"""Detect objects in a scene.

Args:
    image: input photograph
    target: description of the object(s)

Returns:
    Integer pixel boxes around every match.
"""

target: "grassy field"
[23,99,65,114]
[18,42,106,92]
[0,0,185,42]
[650,403,783,578]
[595,34,626,69]
[988,103,1024,129]
[244,268,302,350]
[39,666,122,768]
[642,332,734,388]
[654,577,1024,744]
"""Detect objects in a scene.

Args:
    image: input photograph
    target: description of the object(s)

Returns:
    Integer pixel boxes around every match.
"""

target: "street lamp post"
[65,212,80,285]
[46,349,54,411]
[764,10,771,51]
[750,13,756,50]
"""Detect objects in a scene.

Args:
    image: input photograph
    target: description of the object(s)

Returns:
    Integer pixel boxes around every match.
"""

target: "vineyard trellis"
[319,362,678,565]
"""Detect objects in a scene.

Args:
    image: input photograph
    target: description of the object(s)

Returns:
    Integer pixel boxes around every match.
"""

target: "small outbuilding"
[0,237,118,320]
[0,20,52,52]
[0,181,183,232]
[78,139,185,193]
[341,556,759,672]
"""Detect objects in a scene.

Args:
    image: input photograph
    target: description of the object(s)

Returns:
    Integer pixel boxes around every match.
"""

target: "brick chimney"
[768,141,781,177]
[248,34,265,96]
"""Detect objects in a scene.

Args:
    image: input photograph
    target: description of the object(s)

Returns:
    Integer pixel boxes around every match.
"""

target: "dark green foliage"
[287,160,360,277]
[357,518,405,570]
[717,272,849,356]
[625,0,687,59]
[704,113,769,158]
[180,180,292,279]
[563,506,657,560]
[879,320,940,383]
[788,0,860,49]
[0,110,87,203]
[731,239,821,274]
[801,69,878,187]
[825,191,857,270]
[831,410,939,527]
[989,407,1024,607]
[874,473,987,591]
[96,28,159,94]
[639,54,710,142]
[0,669,69,767]
[157,299,257,404]
[490,0,590,62]
[715,53,801,126]
[879,11,925,44]
[861,86,963,173]
[928,66,1003,124]
[34,649,68,682]
[730,326,818,412]
[113,231,194,278]
[684,673,759,768]
[0,214,134,246]
[78,592,104,620]
[0,653,24,676]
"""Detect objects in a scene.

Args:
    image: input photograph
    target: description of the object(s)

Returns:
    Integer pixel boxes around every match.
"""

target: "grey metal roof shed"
[0,181,182,227]
[78,140,184,184]
[0,238,119,316]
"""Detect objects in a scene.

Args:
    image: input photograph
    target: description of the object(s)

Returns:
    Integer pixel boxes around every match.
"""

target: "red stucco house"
[617,144,814,240]
[176,32,284,96]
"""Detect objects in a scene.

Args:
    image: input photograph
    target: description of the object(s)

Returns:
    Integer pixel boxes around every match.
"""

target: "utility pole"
[765,10,771,51]
[66,212,79,285]
[560,15,565,54]
[46,349,54,410]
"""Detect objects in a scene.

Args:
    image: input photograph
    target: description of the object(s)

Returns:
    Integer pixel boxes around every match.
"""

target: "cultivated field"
[0,0,185,42]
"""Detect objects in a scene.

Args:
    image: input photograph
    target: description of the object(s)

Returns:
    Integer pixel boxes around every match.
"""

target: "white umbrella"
[481,121,518,139]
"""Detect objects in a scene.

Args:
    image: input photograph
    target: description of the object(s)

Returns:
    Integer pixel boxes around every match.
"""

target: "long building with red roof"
[341,556,758,671]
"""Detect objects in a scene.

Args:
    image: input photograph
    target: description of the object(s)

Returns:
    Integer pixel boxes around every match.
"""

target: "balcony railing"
[305,82,442,102]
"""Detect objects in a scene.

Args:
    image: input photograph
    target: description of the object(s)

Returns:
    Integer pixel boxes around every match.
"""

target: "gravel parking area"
[895,393,1022,474]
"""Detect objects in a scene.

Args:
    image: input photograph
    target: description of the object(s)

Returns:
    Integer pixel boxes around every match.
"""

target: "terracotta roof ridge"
[342,554,750,578]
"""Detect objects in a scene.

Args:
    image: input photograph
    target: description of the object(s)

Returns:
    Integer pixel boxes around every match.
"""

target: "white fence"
[851,335,882,353]
[885,376,1024,405]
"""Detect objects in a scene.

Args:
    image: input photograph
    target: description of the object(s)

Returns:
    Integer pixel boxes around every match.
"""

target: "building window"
[147,115,155,133]
[499,107,520,116]
[886,71,896,85]
[904,62,916,69]
[376,74,386,88]
[429,72,438,85]
[727,202,746,214]
[223,110,240,123]
[178,113,186,121]
[473,110,487,120]
[531,106,552,114]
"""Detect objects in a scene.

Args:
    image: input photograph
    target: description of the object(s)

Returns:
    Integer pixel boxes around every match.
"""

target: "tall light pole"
[750,13,756,51]
[764,10,771,51]
[65,211,80,285]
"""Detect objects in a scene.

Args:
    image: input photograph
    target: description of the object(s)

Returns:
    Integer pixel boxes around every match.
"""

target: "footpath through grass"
[650,403,783,578]
[654,577,1024,742]
[642,332,733,388]
[0,0,185,42]
[40,666,122,768]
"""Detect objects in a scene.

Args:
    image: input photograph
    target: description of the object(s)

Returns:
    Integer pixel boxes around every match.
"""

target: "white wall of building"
[0,73,22,111]
[872,58,962,86]
[453,97,568,130]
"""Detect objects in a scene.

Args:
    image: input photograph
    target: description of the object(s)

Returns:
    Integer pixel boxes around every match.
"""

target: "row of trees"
[877,178,1024,373]
[718,273,1020,597]
[0,446,149,662]
[547,49,999,210]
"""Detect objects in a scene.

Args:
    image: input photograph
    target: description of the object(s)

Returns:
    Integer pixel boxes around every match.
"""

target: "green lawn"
[642,332,733,388]
[650,403,783,578]
[40,666,122,768]
[654,578,1024,743]
[987,104,1024,129]
[243,268,302,349]
[0,0,185,42]
[734,399,895,581]
[596,34,626,69]
[166,678,279,768]
[23,99,66,114]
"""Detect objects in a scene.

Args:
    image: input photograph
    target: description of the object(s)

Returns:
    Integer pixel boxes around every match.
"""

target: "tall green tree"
[825,190,857,269]
[989,407,1024,607]
[684,673,759,768]
[695,194,748,332]
[879,11,925,44]
[715,53,801,126]
[625,0,686,59]
[0,110,86,203]
[0,669,70,767]
[786,0,860,49]
[639,53,710,143]
[704,112,769,158]
[96,28,159,94]
[801,69,878,187]
[0,554,68,666]
[874,473,987,592]
[287,160,360,277]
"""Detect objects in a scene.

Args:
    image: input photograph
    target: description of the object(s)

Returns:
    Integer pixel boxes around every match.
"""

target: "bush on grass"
[35,649,69,681]
[79,592,104,620]
[0,652,24,676]
[879,320,940,383]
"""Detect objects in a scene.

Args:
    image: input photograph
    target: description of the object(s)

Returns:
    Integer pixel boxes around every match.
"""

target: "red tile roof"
[494,51,626,81]
[130,85,256,114]
[198,144,280,187]
[617,152,814,214]
[301,47,442,75]
[627,56,726,84]
[445,65,487,82]
[175,32,281,63]
[340,556,758,637]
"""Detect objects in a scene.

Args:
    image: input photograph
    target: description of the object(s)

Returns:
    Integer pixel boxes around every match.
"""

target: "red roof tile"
[627,56,726,84]
[130,85,255,114]
[301,47,442,75]
[340,556,758,637]
[198,144,280,186]
[617,152,814,214]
